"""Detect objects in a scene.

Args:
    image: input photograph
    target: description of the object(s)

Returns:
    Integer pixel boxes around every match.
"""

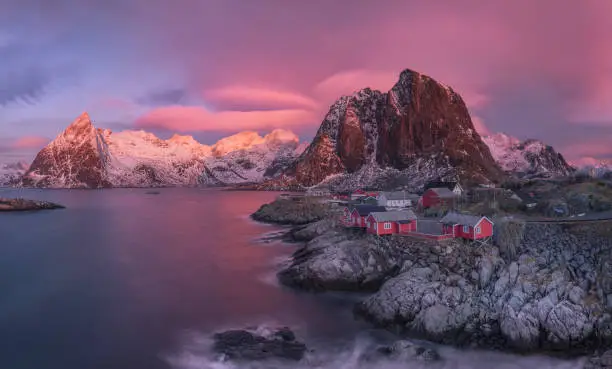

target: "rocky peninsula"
[0,197,65,212]
[252,197,612,365]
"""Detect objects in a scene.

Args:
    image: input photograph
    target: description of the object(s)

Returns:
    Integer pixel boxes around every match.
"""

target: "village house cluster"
[308,181,495,242]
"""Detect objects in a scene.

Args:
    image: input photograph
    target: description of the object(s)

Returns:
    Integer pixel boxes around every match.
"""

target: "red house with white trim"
[421,187,458,209]
[439,212,494,240]
[349,205,386,228]
[366,210,418,235]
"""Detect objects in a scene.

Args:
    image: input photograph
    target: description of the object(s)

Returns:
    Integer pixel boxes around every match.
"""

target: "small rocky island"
[251,196,612,367]
[0,197,65,212]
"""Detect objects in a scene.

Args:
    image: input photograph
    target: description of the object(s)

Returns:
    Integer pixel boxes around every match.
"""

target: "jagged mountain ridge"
[282,69,503,190]
[22,113,305,188]
[482,133,574,178]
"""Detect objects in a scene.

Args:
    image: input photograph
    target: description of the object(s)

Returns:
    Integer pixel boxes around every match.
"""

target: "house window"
[463,225,469,233]
[475,226,481,234]
[384,222,392,230]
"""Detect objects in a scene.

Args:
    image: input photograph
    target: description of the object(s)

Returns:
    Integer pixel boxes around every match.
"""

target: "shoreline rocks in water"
[278,218,612,356]
[278,229,403,292]
[251,197,331,225]
[0,197,65,212]
[212,327,308,362]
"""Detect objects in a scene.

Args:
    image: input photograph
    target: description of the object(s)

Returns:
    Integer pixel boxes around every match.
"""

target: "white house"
[377,191,420,208]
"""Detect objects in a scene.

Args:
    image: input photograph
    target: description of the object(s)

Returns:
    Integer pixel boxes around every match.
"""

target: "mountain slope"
[23,113,112,188]
[482,133,574,178]
[0,162,28,187]
[22,113,304,188]
[287,69,503,190]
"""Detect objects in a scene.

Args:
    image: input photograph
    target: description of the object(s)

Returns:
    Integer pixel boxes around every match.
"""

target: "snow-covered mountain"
[0,161,28,187]
[482,133,574,178]
[266,69,503,191]
[22,112,305,188]
[572,159,612,178]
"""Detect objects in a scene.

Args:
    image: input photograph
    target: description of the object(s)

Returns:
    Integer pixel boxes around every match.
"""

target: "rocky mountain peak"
[23,112,111,188]
[62,112,96,138]
[289,68,502,189]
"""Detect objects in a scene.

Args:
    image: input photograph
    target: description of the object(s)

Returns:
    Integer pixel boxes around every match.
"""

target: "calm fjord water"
[0,188,581,369]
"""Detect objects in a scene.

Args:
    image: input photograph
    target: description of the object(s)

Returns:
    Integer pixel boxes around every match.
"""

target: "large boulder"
[212,327,307,362]
[290,218,337,242]
[278,231,403,291]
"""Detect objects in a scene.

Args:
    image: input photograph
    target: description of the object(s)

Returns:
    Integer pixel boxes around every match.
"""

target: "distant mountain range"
[10,112,305,188]
[0,69,580,189]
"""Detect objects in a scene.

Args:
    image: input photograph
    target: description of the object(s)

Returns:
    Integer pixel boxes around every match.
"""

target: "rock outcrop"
[279,219,612,354]
[250,197,331,225]
[212,327,307,362]
[0,197,65,211]
[277,231,403,292]
[287,69,503,189]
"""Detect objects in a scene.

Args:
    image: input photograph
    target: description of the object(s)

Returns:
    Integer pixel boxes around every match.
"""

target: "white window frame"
[463,225,469,233]
[475,226,481,234]
[384,222,392,230]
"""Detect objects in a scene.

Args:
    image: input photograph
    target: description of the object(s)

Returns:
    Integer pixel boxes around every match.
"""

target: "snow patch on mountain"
[482,133,573,178]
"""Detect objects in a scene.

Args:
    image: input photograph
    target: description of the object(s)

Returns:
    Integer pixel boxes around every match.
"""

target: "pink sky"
[2,0,612,163]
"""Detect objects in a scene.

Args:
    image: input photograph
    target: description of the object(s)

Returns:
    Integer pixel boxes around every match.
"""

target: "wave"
[163,326,586,369]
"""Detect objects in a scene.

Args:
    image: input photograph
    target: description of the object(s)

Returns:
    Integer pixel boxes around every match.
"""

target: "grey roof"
[352,205,386,216]
[416,220,444,234]
[429,187,457,198]
[440,212,487,227]
[381,191,420,201]
[368,210,417,222]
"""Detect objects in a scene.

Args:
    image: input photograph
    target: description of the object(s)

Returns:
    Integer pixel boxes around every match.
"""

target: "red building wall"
[421,189,440,208]
[365,216,398,235]
[350,210,369,228]
[474,219,494,239]
[398,222,416,234]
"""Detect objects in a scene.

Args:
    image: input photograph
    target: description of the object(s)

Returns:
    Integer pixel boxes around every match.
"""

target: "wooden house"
[366,210,417,235]
[349,205,386,228]
[424,181,463,196]
[421,187,458,208]
[439,212,494,240]
[377,191,420,208]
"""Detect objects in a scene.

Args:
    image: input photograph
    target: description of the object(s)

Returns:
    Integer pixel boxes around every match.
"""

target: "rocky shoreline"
[250,197,332,225]
[0,197,65,212]
[251,198,612,366]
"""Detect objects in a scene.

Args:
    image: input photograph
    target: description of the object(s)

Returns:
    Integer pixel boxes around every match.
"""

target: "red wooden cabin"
[366,210,417,235]
[439,212,494,240]
[349,205,386,228]
[421,187,458,208]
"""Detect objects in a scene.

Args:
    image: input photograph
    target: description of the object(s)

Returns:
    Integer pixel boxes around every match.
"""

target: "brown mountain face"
[22,112,112,188]
[290,69,503,187]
